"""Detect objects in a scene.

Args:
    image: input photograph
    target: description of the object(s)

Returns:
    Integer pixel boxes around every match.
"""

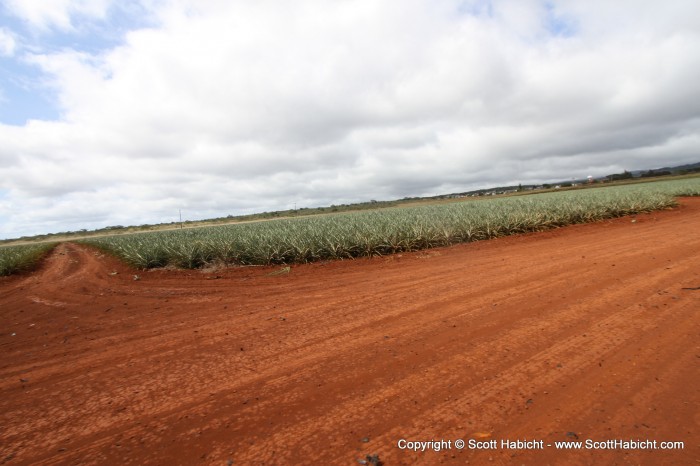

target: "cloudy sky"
[1,0,699,239]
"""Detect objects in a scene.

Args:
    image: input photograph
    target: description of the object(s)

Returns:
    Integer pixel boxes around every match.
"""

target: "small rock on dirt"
[362,454,382,466]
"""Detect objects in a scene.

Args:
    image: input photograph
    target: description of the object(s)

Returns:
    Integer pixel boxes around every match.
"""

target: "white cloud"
[0,28,17,56]
[3,0,114,31]
[1,0,700,238]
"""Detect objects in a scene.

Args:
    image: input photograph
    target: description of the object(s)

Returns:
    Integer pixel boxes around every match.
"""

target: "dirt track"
[1,199,699,465]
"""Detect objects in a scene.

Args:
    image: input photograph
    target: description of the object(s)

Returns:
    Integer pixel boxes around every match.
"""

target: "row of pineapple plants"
[2,177,698,274]
[80,178,698,269]
[0,243,58,276]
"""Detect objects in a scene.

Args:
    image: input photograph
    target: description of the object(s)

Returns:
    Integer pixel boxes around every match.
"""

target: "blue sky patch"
[0,3,153,125]
[0,56,60,124]
[544,2,577,37]
[457,0,494,18]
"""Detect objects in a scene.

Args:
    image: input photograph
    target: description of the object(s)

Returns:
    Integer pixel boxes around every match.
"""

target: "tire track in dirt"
[226,253,698,464]
[0,199,698,465]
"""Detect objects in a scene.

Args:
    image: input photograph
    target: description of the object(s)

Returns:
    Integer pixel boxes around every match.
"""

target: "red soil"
[1,199,699,466]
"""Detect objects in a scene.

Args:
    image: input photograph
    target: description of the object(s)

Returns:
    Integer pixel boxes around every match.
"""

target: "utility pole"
[179,209,183,229]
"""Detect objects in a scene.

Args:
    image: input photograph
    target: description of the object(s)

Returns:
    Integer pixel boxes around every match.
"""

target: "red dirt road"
[1,200,699,466]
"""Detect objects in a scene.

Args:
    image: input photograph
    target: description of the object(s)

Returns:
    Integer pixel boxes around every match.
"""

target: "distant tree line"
[609,170,635,181]
[640,170,672,178]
